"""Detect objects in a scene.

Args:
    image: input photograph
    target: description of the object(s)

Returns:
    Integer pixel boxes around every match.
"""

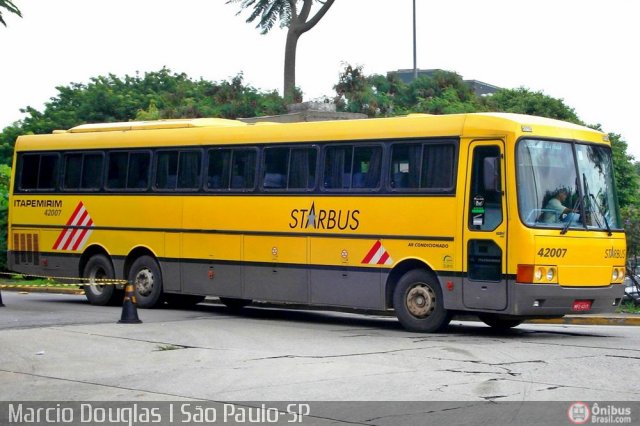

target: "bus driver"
[543,188,572,222]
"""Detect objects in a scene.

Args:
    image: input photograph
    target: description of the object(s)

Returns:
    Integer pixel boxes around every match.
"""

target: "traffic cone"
[118,283,142,324]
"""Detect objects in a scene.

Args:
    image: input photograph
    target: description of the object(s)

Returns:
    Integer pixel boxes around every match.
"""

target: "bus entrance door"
[462,141,508,311]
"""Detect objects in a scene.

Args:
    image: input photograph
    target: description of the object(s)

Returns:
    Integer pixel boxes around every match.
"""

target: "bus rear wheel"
[128,256,164,308]
[83,254,121,306]
[393,269,451,333]
[478,314,523,330]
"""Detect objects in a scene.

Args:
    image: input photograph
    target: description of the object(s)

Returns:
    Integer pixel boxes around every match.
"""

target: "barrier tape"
[0,284,86,290]
[0,271,128,287]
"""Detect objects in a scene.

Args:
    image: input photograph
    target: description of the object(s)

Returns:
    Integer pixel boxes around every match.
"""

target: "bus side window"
[207,149,231,190]
[353,146,382,189]
[389,142,456,192]
[107,152,128,189]
[231,149,257,190]
[127,152,150,190]
[390,143,420,189]
[288,147,317,190]
[263,147,288,189]
[19,153,59,191]
[324,146,352,189]
[107,151,149,190]
[155,151,178,190]
[82,153,104,190]
[422,144,455,190]
[323,145,381,190]
[63,154,83,189]
[63,153,103,191]
[177,151,202,190]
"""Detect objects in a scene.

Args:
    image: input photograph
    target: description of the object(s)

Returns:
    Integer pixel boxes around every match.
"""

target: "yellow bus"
[8,113,626,332]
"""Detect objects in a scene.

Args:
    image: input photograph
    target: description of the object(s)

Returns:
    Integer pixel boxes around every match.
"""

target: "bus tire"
[83,254,120,306]
[128,255,164,308]
[219,297,252,310]
[479,314,523,330]
[393,269,451,333]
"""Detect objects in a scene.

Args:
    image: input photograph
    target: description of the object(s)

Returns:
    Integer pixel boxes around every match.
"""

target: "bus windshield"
[517,138,621,231]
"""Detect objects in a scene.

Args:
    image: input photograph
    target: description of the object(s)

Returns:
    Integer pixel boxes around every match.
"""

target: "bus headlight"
[612,267,625,283]
[546,267,556,281]
[534,267,544,281]
[517,264,559,284]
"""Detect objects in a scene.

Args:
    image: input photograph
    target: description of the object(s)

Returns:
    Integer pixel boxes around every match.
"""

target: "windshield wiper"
[560,194,583,235]
[588,193,612,236]
[581,173,613,236]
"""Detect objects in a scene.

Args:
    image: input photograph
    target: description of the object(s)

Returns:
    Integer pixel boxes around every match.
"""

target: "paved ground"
[3,291,640,425]
[1,291,639,405]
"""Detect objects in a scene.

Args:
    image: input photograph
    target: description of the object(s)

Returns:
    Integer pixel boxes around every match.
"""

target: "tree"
[0,0,21,27]
[0,68,287,165]
[227,0,335,99]
[607,132,639,208]
[334,64,481,117]
[481,87,581,124]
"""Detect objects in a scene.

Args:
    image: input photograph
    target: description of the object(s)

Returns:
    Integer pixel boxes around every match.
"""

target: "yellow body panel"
[534,233,626,286]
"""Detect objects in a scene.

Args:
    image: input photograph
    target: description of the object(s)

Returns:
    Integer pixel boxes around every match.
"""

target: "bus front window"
[576,144,621,230]
[517,140,580,228]
[517,139,621,231]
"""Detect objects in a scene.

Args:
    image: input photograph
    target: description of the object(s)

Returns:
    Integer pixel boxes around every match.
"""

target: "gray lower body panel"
[310,268,383,309]
[463,279,507,310]
[182,262,385,310]
[244,265,308,303]
[8,252,78,282]
[506,282,623,316]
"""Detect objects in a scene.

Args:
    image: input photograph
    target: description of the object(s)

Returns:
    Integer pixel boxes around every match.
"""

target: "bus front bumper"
[509,282,624,317]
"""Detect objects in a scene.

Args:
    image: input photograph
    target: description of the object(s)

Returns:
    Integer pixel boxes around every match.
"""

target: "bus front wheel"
[83,254,120,306]
[393,269,451,333]
[128,256,164,308]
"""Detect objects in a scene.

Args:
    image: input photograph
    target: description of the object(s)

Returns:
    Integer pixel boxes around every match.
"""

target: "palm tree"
[227,0,335,99]
[0,0,21,27]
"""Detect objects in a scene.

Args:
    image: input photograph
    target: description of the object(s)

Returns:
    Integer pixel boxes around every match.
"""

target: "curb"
[527,316,640,326]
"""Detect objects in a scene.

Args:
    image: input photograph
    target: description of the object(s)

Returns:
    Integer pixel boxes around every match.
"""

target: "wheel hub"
[406,284,435,318]
[134,268,154,296]
[88,267,106,293]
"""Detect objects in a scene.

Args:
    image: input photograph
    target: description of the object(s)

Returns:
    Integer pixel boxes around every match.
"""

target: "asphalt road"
[1,291,639,424]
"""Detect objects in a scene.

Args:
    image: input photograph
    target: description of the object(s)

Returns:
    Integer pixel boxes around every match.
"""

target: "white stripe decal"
[52,203,95,251]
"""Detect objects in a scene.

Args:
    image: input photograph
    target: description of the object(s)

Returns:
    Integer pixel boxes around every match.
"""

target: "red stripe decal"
[67,202,84,225]
[361,240,382,264]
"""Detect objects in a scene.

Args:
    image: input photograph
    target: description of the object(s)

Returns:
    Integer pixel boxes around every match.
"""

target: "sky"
[1,0,639,157]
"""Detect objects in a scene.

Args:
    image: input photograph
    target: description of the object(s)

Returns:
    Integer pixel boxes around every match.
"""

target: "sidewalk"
[528,313,640,326]
[1,284,638,326]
